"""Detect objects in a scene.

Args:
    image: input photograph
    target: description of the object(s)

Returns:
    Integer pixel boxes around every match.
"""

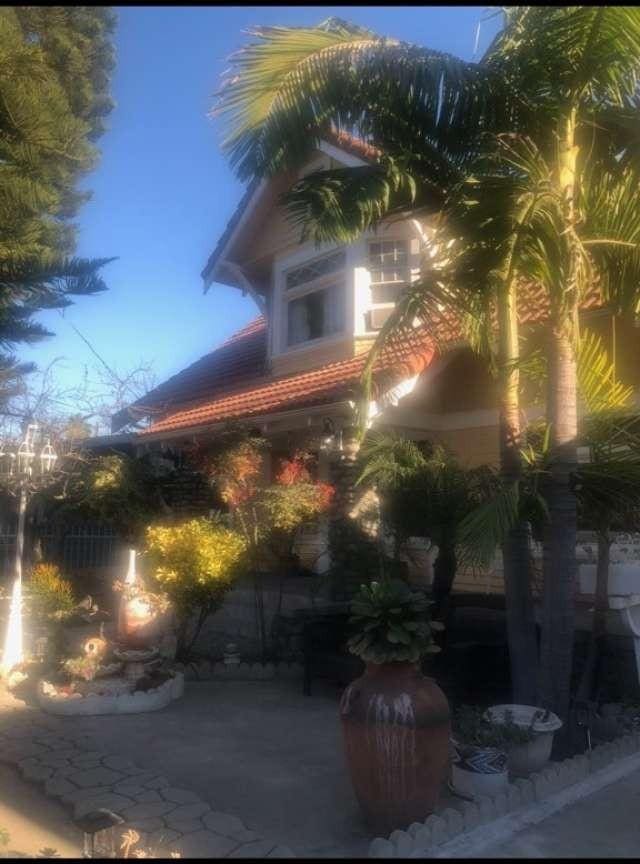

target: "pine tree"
[0,7,117,400]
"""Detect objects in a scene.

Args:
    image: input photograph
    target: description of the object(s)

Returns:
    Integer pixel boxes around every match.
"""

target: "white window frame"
[367,237,411,312]
[273,244,349,355]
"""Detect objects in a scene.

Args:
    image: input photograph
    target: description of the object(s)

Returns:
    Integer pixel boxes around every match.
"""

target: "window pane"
[286,250,346,291]
[287,284,342,346]
[371,282,405,304]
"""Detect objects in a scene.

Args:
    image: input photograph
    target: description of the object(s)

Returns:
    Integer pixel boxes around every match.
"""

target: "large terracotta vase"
[340,661,451,835]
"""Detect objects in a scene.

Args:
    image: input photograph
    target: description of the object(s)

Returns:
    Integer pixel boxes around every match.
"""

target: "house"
[113,132,640,611]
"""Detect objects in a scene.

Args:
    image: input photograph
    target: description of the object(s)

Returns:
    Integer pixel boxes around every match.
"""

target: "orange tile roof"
[140,325,437,437]
[138,281,607,439]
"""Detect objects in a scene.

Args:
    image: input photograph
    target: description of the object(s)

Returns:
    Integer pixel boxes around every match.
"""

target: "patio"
[1,676,380,858]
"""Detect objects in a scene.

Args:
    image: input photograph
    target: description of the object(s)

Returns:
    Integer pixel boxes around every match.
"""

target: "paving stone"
[44,776,80,803]
[69,757,102,770]
[202,810,247,838]
[121,801,176,821]
[39,754,73,769]
[175,830,237,858]
[135,790,163,803]
[167,802,210,821]
[68,766,123,788]
[102,755,138,773]
[265,845,296,858]
[148,828,182,849]
[113,783,146,797]
[228,840,275,858]
[70,751,107,764]
[143,775,170,790]
[74,792,134,819]
[51,765,79,779]
[126,818,166,834]
[21,762,54,782]
[165,817,205,834]
[161,787,202,805]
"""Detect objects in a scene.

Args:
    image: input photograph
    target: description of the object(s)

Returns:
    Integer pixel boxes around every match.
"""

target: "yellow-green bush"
[143,517,247,660]
[29,563,76,620]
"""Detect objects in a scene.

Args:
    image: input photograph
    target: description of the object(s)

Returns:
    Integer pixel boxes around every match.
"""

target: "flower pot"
[484,704,563,777]
[340,661,450,835]
[450,741,509,799]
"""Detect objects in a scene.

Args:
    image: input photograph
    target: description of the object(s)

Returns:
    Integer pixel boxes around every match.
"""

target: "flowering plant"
[143,517,247,660]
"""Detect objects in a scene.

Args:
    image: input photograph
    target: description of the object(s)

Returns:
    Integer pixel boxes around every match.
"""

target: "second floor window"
[368,239,409,305]
[284,250,345,348]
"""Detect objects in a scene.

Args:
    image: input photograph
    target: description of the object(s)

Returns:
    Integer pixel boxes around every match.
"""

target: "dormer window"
[284,249,346,348]
[367,239,410,330]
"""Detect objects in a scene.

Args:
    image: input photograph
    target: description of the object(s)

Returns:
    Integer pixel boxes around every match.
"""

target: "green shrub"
[29,563,76,621]
[347,578,443,664]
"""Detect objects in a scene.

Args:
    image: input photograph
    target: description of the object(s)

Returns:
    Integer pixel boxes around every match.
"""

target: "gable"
[202,137,374,292]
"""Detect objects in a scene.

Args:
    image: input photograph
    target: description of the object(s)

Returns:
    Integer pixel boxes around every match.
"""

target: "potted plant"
[484,704,563,777]
[450,705,517,799]
[339,578,450,835]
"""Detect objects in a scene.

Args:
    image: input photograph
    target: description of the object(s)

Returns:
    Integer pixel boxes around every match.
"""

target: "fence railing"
[0,520,124,581]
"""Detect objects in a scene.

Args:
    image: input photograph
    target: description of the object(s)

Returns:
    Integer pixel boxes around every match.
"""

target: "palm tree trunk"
[577,528,610,702]
[497,282,539,704]
[540,110,581,735]
[539,320,579,728]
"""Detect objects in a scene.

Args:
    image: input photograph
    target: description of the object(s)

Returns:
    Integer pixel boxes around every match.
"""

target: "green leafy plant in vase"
[340,577,451,835]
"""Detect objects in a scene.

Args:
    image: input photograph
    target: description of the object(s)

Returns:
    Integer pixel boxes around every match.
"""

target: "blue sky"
[25,5,500,399]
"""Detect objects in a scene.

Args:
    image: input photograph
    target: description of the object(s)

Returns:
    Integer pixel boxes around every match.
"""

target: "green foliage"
[28,562,76,621]
[347,578,443,664]
[452,704,535,749]
[48,452,173,543]
[0,7,116,366]
[143,517,247,618]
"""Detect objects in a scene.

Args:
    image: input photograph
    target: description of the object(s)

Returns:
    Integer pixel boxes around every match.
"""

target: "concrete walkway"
[0,686,295,858]
[0,763,82,857]
[475,766,640,858]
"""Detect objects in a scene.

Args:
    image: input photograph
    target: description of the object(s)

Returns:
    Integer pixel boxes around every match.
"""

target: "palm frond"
[457,482,520,568]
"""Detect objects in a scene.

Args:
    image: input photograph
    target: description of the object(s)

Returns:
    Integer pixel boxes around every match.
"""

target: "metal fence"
[0,520,123,581]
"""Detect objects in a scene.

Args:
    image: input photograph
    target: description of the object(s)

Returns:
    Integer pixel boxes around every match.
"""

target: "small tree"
[192,430,334,658]
[358,432,491,619]
[143,517,247,661]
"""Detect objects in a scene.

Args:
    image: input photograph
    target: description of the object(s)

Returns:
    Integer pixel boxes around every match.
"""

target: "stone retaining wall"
[369,731,640,858]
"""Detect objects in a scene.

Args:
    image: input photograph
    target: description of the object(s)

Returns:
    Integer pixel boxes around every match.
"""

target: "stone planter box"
[37,671,184,716]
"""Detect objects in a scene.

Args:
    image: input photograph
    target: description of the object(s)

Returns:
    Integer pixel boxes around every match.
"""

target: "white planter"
[451,741,509,799]
[484,704,562,777]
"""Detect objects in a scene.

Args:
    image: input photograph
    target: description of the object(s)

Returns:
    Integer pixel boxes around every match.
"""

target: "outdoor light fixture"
[73,809,125,858]
[0,423,58,677]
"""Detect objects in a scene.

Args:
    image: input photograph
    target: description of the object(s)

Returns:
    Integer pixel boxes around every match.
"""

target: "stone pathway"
[0,695,295,858]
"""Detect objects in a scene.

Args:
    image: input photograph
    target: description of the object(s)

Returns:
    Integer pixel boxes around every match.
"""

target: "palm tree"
[357,432,492,621]
[213,8,640,722]
[460,330,640,710]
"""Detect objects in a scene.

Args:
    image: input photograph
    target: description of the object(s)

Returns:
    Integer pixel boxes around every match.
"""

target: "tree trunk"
[540,109,581,738]
[539,322,579,731]
[431,539,457,624]
[577,529,610,702]
[497,281,539,704]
